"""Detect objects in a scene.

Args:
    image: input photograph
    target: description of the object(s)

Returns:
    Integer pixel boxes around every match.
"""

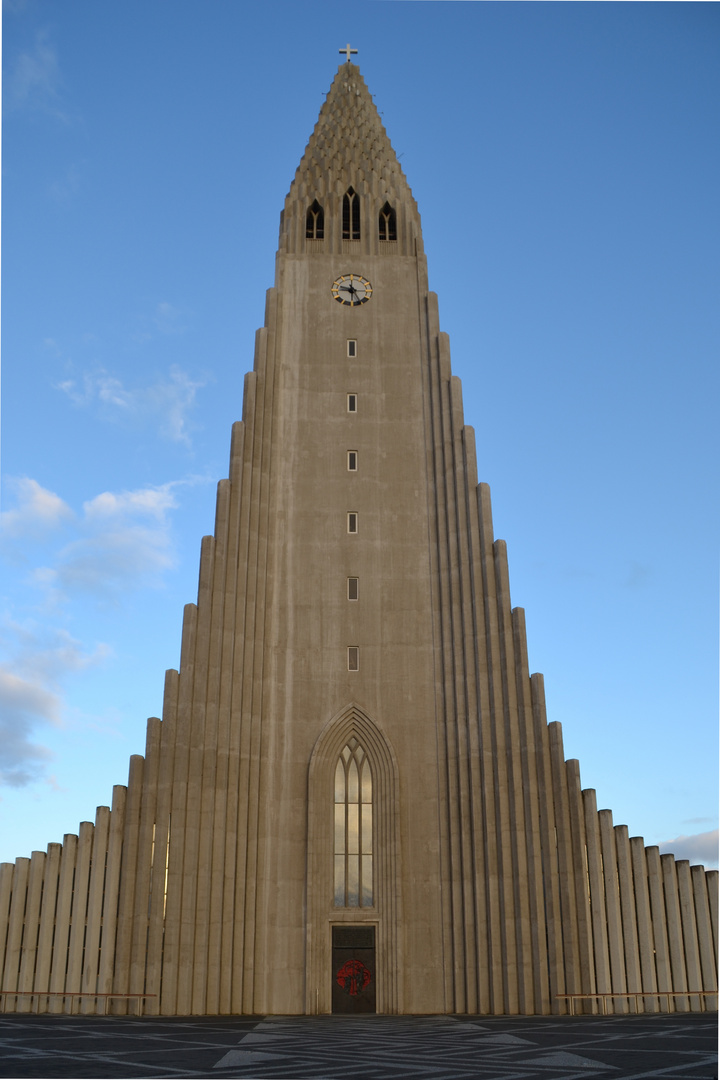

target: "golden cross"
[339,43,358,62]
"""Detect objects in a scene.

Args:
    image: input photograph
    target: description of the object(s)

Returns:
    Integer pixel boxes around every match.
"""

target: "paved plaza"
[0,1011,716,1079]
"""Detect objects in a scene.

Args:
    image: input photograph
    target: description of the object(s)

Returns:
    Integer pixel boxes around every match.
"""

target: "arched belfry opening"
[379,201,397,242]
[342,187,361,240]
[306,199,324,239]
[306,704,401,1014]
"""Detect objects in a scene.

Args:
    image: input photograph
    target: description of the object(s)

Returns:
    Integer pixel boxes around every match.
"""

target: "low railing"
[0,992,156,1016]
[557,991,718,1015]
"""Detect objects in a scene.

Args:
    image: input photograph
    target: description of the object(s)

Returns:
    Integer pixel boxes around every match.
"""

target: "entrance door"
[332,925,376,1013]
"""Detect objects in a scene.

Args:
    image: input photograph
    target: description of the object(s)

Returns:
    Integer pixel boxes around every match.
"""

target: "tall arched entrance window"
[306,705,401,1014]
[334,739,372,907]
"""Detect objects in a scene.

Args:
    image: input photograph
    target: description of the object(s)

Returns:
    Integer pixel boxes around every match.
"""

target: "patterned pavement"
[0,1011,715,1079]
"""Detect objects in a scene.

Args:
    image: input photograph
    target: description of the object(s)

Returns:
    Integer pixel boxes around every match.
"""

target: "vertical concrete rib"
[646,846,672,1009]
[0,864,14,1008]
[2,859,29,1002]
[583,790,611,997]
[98,786,127,999]
[676,861,703,1011]
[598,811,626,1011]
[630,836,658,1010]
[145,673,177,1012]
[548,727,581,998]
[615,826,641,998]
[420,292,454,1013]
[48,835,77,1011]
[530,675,565,1012]
[691,865,717,1004]
[662,854,688,1011]
[66,822,94,1010]
[34,843,61,1011]
[112,755,144,1012]
[129,718,161,1004]
[17,851,44,1012]
[511,606,547,1012]
[564,760,595,1008]
[162,604,198,1014]
[81,807,110,1010]
[177,534,215,1015]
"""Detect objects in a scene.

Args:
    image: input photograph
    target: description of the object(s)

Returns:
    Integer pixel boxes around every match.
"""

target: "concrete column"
[112,756,145,1013]
[691,865,717,1007]
[66,822,94,1010]
[48,835,77,1012]
[615,827,641,998]
[676,861,703,1011]
[646,846,672,1009]
[17,851,45,1012]
[583,790,611,996]
[599,810,626,1011]
[81,806,111,1011]
[661,854,688,1011]
[1,859,29,1001]
[0,864,13,1009]
[33,844,61,1012]
[629,836,658,1011]
[97,785,127,998]
[565,760,596,1008]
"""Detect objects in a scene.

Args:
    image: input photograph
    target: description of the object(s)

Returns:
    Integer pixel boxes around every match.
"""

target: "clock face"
[331,274,373,307]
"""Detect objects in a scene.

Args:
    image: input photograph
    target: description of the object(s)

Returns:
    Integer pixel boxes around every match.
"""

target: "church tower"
[0,60,716,1018]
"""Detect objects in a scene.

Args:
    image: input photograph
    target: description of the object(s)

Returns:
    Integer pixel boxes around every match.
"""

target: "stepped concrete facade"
[0,63,716,1017]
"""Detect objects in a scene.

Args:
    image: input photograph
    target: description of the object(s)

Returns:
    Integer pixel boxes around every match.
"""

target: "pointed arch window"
[342,187,361,240]
[306,199,324,240]
[334,738,373,906]
[379,201,397,242]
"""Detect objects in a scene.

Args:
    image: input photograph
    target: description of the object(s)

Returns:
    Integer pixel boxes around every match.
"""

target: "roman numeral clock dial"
[332,273,373,306]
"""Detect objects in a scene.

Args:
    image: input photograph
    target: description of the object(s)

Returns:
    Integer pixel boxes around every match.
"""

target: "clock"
[331,274,373,307]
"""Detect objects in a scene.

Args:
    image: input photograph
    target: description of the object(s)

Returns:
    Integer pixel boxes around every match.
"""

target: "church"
[0,57,716,1018]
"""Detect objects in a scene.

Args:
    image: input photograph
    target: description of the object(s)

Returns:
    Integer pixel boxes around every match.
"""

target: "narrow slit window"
[334,738,372,907]
[347,451,358,472]
[347,340,357,358]
[379,201,397,242]
[305,199,324,240]
[347,577,358,601]
[347,394,357,413]
[347,512,358,534]
[342,187,361,240]
[347,647,359,671]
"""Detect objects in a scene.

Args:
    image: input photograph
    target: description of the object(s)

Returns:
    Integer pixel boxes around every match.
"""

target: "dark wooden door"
[332,925,376,1013]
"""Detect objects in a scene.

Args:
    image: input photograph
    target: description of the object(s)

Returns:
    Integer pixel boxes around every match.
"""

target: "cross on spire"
[339,43,358,62]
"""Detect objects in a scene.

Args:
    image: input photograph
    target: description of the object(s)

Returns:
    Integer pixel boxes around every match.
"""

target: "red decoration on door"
[336,959,372,996]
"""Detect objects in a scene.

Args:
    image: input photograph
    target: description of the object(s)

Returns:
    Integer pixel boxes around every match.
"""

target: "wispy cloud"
[5,28,69,122]
[57,365,206,446]
[659,829,719,868]
[0,622,108,788]
[0,478,74,540]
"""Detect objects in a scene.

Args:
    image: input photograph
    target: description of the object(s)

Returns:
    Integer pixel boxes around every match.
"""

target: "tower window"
[347,451,358,471]
[348,577,358,601]
[334,738,372,906]
[347,394,357,413]
[306,199,324,239]
[347,340,357,358]
[347,647,359,672]
[343,187,361,240]
[379,201,397,242]
[347,512,358,533]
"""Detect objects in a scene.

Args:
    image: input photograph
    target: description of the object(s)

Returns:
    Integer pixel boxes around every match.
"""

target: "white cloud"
[659,829,719,868]
[48,482,180,596]
[57,365,206,446]
[0,624,109,788]
[6,28,69,122]
[0,478,74,540]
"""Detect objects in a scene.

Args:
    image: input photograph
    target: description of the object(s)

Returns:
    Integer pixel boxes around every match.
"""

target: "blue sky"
[1,1,718,868]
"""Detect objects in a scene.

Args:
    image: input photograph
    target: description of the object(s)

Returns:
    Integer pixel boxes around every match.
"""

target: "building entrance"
[332,925,376,1013]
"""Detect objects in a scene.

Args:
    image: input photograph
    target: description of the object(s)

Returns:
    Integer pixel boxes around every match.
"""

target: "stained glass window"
[334,739,373,907]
